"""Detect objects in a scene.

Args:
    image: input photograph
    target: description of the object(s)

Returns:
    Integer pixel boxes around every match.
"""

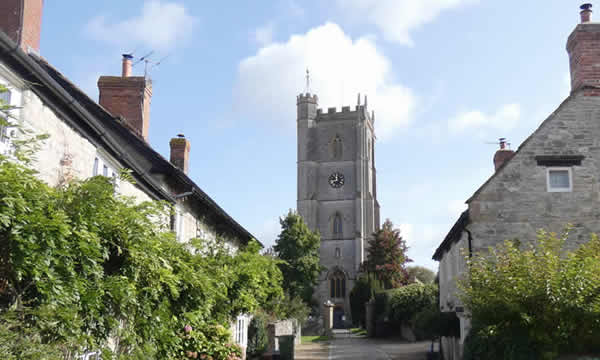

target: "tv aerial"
[485,137,511,149]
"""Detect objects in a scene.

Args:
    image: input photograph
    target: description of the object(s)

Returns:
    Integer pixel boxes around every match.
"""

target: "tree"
[362,219,411,289]
[406,266,436,284]
[459,229,600,359]
[273,211,322,305]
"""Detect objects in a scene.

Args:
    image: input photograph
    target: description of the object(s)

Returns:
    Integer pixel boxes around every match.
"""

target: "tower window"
[333,213,343,235]
[329,271,346,298]
[330,135,343,159]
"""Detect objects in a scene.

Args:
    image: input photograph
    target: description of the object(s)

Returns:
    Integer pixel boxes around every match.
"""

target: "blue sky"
[39,1,580,270]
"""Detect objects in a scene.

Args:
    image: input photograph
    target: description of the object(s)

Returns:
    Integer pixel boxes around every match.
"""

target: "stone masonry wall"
[468,92,600,253]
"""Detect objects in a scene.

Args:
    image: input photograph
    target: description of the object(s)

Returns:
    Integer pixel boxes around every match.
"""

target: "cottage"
[433,4,600,359]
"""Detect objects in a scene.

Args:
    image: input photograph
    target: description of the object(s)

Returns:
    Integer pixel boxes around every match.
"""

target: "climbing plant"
[0,148,284,359]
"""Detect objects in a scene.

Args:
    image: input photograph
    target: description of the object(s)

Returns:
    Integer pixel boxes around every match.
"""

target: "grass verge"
[301,335,332,343]
[350,327,368,336]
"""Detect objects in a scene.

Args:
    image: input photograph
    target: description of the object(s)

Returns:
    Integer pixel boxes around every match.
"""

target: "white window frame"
[546,167,572,193]
[93,152,121,194]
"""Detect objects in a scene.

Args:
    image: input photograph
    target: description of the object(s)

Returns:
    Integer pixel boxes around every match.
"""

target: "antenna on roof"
[133,50,154,67]
[485,137,511,149]
[146,54,170,76]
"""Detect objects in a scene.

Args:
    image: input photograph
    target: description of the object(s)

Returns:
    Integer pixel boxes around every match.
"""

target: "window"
[333,213,342,235]
[330,135,343,159]
[0,88,14,153]
[93,158,99,176]
[335,247,341,258]
[92,155,120,193]
[547,167,572,192]
[329,271,346,298]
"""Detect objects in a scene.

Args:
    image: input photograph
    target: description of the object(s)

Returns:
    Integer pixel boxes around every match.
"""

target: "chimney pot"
[122,54,133,77]
[581,3,593,23]
[170,136,191,174]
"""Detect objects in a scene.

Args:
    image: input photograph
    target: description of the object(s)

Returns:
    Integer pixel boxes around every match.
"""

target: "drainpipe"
[465,229,473,258]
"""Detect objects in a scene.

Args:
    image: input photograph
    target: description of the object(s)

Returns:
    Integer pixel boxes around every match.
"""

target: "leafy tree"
[349,274,382,327]
[407,266,436,284]
[362,219,411,289]
[273,211,322,305]
[459,228,600,360]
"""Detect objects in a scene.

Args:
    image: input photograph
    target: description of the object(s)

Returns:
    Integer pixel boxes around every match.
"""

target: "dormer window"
[547,167,572,192]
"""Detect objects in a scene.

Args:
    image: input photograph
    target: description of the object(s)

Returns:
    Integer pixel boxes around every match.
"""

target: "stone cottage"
[0,0,255,355]
[433,4,600,360]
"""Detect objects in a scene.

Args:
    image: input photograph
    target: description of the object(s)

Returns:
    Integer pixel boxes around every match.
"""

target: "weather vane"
[305,68,311,93]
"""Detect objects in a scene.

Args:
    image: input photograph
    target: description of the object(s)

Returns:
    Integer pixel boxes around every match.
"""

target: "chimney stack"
[169,134,191,174]
[0,0,44,54]
[98,55,153,141]
[493,138,515,171]
[567,4,600,95]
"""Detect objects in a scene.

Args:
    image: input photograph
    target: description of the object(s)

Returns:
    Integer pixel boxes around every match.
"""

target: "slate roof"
[432,210,469,261]
[0,30,258,245]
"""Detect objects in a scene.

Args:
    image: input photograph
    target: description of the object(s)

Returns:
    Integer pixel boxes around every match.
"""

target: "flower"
[184,324,193,333]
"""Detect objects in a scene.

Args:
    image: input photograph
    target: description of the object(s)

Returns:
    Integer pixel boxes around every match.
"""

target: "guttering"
[0,31,176,204]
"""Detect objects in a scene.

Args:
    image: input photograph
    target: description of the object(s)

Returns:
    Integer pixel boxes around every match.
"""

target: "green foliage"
[274,211,322,305]
[0,156,284,359]
[459,229,600,360]
[362,219,411,289]
[412,304,460,340]
[374,283,437,324]
[270,294,311,325]
[406,266,436,284]
[349,274,382,327]
[246,313,268,358]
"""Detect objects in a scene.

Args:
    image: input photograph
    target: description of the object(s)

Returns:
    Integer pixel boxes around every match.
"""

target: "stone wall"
[468,92,600,253]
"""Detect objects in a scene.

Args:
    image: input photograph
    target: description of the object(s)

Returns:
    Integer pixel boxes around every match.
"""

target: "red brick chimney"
[0,0,43,54]
[566,4,600,95]
[169,134,190,174]
[98,55,153,141]
[493,138,515,171]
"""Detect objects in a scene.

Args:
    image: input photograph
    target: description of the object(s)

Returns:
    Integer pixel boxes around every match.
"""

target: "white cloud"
[85,0,197,51]
[448,103,521,133]
[254,23,275,46]
[337,0,475,46]
[235,23,417,140]
[255,218,281,249]
[399,222,447,271]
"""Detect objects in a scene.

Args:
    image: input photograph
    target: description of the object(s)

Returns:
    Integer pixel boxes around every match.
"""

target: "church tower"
[297,91,380,326]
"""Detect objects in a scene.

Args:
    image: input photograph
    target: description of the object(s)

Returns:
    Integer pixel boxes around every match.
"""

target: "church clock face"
[328,172,345,188]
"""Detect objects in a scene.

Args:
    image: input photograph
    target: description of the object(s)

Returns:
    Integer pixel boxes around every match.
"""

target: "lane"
[296,330,430,360]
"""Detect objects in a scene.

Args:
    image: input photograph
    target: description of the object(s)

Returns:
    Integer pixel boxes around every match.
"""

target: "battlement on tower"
[315,105,373,123]
[297,93,318,104]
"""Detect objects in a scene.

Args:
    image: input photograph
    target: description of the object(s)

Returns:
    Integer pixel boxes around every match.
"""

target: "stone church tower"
[297,92,380,325]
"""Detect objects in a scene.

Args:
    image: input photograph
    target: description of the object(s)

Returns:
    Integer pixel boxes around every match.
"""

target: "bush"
[413,304,460,340]
[459,229,600,359]
[246,314,268,358]
[349,275,382,327]
[374,283,437,324]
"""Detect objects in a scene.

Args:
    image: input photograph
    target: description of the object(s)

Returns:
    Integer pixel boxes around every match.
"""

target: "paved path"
[296,330,431,360]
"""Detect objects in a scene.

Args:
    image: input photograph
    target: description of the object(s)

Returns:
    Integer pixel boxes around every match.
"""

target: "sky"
[38,0,581,270]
